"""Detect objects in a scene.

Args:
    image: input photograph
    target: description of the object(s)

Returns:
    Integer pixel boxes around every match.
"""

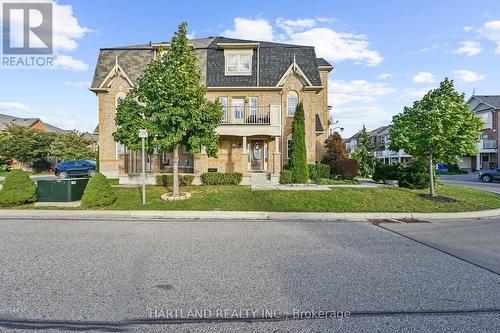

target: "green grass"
[92,184,500,213]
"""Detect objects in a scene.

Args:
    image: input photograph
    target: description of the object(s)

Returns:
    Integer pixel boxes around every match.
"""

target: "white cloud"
[223,18,274,41]
[331,79,395,106]
[289,28,383,66]
[52,1,90,51]
[64,81,91,88]
[452,69,486,82]
[412,72,436,83]
[276,18,316,34]
[398,88,432,104]
[333,106,391,119]
[463,26,474,32]
[496,42,500,54]
[0,102,33,114]
[479,20,500,41]
[54,55,88,71]
[377,73,392,80]
[222,17,383,66]
[453,41,482,56]
[50,111,71,117]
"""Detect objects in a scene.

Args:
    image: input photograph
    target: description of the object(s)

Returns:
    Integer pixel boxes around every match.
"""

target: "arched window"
[287,91,298,116]
[115,92,126,110]
[287,134,293,159]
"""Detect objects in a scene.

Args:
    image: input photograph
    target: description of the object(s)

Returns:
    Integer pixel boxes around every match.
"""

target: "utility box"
[37,178,90,202]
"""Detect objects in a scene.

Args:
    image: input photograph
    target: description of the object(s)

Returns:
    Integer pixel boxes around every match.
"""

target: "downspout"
[256,44,260,87]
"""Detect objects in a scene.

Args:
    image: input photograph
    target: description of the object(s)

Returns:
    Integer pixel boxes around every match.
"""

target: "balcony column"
[273,136,282,174]
[241,136,249,172]
[476,153,481,171]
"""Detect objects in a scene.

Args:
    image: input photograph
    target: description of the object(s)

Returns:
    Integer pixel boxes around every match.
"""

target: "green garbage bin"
[37,178,90,202]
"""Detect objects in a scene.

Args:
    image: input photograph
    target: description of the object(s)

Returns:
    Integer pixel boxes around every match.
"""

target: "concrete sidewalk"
[2,208,500,221]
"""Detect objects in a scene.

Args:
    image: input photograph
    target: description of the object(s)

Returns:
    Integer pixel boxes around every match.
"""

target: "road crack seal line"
[374,223,500,277]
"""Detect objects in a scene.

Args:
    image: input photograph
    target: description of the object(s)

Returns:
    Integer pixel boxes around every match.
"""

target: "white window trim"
[224,49,253,76]
[287,91,298,117]
[219,96,228,121]
[287,135,293,160]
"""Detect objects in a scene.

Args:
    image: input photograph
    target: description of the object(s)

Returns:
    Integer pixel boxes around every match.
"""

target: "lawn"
[100,184,500,213]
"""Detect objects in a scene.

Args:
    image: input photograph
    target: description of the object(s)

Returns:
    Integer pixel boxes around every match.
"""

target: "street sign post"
[139,129,148,205]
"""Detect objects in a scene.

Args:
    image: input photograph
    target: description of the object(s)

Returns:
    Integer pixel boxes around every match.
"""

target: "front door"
[250,140,264,171]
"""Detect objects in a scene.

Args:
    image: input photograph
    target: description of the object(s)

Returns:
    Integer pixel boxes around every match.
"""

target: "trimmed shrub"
[398,162,430,189]
[331,159,359,180]
[372,163,405,182]
[308,163,330,181]
[156,174,194,186]
[201,172,242,185]
[81,173,117,208]
[372,161,430,189]
[289,102,308,183]
[0,169,37,206]
[280,169,294,184]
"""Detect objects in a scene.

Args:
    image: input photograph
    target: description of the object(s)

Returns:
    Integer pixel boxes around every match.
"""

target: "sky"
[1,0,500,137]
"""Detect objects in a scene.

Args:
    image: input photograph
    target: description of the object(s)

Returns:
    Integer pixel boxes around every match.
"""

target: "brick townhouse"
[459,95,500,171]
[90,37,332,184]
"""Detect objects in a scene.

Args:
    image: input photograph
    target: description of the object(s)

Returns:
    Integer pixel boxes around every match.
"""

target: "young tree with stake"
[389,78,482,197]
[114,22,223,198]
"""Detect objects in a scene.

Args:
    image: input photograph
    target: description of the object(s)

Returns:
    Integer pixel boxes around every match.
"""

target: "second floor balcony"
[217,105,282,137]
[221,106,271,125]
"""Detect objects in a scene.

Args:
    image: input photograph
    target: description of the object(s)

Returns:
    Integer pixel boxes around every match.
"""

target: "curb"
[1,209,500,221]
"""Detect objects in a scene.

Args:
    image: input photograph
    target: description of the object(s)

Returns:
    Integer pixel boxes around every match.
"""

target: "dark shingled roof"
[91,37,329,90]
[315,114,324,133]
[316,58,333,68]
[474,95,500,109]
[0,113,67,133]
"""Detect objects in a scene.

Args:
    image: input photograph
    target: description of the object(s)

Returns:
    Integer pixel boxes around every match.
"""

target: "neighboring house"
[90,37,333,184]
[0,113,67,134]
[459,95,500,171]
[0,113,68,170]
[345,125,412,165]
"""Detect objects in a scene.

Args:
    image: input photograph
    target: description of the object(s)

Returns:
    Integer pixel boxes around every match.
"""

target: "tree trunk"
[173,144,180,196]
[429,145,436,197]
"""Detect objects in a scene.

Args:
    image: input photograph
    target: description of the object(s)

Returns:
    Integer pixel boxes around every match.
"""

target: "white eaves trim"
[98,63,134,90]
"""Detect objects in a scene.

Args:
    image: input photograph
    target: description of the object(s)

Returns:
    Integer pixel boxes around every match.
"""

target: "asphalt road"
[0,218,499,332]
[440,172,500,193]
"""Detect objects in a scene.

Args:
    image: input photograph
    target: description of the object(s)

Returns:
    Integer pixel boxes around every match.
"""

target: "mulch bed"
[418,194,458,203]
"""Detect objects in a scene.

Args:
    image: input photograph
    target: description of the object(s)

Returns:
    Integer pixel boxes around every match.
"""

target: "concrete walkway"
[2,208,500,221]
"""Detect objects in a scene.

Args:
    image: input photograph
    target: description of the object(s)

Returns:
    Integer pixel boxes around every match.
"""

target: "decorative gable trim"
[96,57,134,91]
[276,55,314,87]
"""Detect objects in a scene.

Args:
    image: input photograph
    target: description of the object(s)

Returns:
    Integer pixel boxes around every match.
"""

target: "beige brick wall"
[98,75,131,178]
[98,68,329,177]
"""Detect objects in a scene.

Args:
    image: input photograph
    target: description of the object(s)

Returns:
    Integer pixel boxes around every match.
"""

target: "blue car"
[54,160,97,179]
[478,168,500,182]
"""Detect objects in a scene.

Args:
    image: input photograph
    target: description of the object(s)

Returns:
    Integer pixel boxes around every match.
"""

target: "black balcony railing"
[221,106,270,124]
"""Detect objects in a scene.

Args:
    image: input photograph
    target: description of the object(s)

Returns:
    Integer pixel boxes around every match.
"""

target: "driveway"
[439,172,500,194]
[0,218,498,332]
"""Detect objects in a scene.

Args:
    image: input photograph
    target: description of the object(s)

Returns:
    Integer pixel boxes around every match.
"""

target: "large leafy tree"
[352,125,375,177]
[0,125,53,164]
[289,101,308,183]
[114,22,223,196]
[322,131,348,164]
[50,131,96,161]
[390,78,483,197]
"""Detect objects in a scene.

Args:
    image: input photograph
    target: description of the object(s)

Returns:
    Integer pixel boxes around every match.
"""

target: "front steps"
[249,172,279,185]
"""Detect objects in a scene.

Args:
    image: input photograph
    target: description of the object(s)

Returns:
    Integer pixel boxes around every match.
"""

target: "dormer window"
[224,50,252,75]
